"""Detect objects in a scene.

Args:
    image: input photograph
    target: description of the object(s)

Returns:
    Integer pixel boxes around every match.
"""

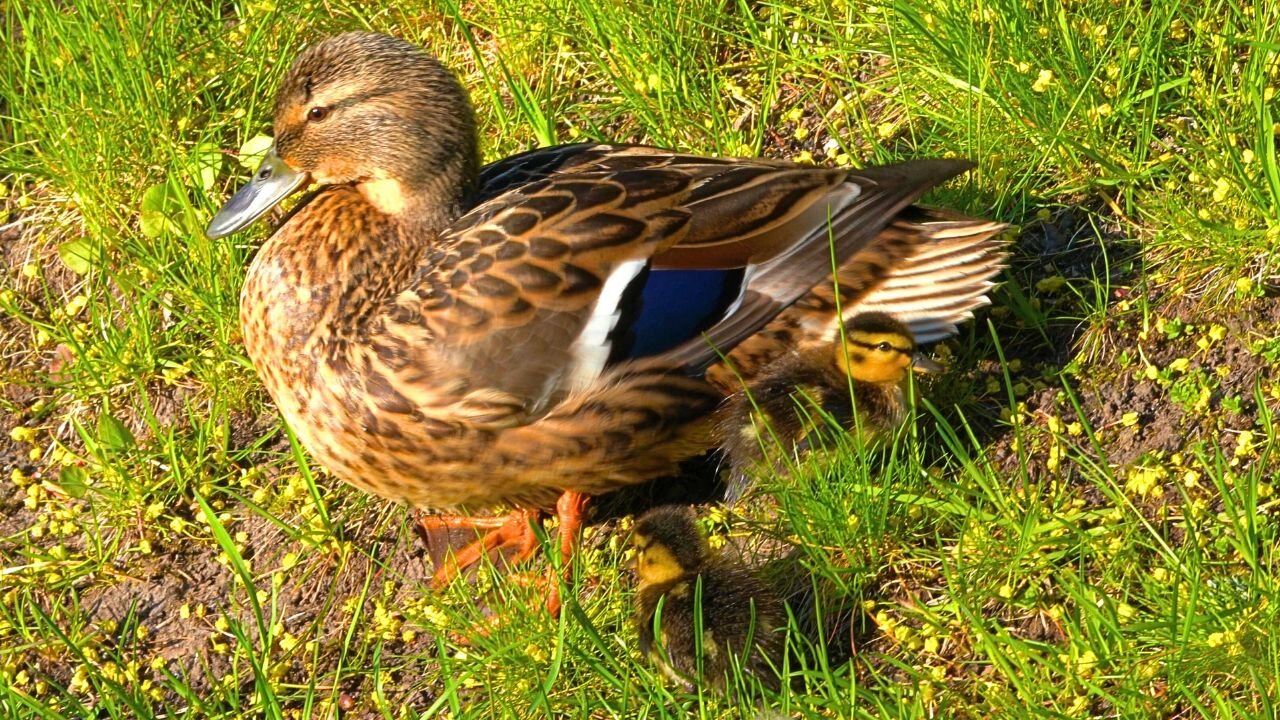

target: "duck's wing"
[707,206,1007,388]
[838,207,1008,343]
[379,155,973,416]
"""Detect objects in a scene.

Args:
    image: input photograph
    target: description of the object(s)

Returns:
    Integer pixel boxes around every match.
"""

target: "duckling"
[632,505,785,692]
[204,31,995,609]
[718,312,937,503]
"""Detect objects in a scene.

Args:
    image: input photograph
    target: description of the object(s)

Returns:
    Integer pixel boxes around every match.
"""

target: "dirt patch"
[1008,294,1280,476]
[70,494,442,705]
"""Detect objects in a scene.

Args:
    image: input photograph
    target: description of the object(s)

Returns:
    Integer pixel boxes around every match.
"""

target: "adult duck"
[206,31,991,610]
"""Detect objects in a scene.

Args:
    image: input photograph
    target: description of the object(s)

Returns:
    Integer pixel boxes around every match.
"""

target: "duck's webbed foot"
[416,493,589,616]
[419,509,542,588]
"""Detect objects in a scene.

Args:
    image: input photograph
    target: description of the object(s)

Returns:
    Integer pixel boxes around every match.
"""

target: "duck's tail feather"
[834,208,1008,344]
[662,158,975,372]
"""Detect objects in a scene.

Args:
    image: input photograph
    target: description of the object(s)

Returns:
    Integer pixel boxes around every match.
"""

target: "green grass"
[2,0,1280,717]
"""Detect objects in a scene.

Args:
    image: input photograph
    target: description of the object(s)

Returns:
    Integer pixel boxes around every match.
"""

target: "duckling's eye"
[877,342,893,352]
[307,106,330,122]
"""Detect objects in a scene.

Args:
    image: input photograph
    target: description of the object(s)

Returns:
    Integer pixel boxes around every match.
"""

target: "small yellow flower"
[1035,275,1066,292]
[1075,649,1098,676]
[1120,412,1140,427]
[1047,442,1063,472]
[1032,69,1054,92]
[64,294,88,316]
[1234,431,1256,457]
[9,426,38,444]
[1212,177,1232,203]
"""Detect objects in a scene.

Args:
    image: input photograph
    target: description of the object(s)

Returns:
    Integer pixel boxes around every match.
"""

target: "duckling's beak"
[205,148,307,239]
[912,352,945,374]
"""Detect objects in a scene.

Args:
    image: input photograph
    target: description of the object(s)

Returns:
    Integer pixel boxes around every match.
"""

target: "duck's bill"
[205,148,306,239]
[912,353,945,374]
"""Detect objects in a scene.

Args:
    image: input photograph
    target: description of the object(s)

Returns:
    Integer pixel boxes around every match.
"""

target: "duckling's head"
[207,32,479,238]
[632,506,711,587]
[835,312,940,384]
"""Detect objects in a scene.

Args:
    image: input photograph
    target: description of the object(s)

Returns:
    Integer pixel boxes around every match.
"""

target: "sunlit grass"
[2,0,1279,717]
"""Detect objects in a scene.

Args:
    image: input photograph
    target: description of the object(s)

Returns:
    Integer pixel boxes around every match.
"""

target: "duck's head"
[206,31,479,239]
[835,312,942,384]
[632,506,711,587]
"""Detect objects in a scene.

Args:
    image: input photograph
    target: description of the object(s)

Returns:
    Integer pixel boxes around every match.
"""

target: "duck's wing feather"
[381,153,973,417]
[707,206,1007,388]
[659,161,977,371]
[838,207,1008,343]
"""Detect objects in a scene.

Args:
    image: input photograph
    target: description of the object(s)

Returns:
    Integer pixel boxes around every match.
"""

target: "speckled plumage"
[215,32,994,532]
[632,506,784,691]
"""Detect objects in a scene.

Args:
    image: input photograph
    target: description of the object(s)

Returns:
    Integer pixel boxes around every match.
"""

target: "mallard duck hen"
[206,31,991,609]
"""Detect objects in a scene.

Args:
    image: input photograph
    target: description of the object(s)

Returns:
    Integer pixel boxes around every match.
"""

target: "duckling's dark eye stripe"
[849,338,910,355]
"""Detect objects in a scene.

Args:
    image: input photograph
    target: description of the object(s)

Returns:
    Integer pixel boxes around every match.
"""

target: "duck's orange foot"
[418,509,542,588]
[546,491,589,615]
[414,492,590,617]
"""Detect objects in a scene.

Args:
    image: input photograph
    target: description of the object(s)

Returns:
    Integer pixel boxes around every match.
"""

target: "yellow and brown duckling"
[718,312,937,503]
[204,30,996,611]
[632,505,785,692]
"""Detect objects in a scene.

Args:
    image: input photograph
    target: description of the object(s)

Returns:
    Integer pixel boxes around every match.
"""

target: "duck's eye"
[877,342,893,352]
[307,106,330,122]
